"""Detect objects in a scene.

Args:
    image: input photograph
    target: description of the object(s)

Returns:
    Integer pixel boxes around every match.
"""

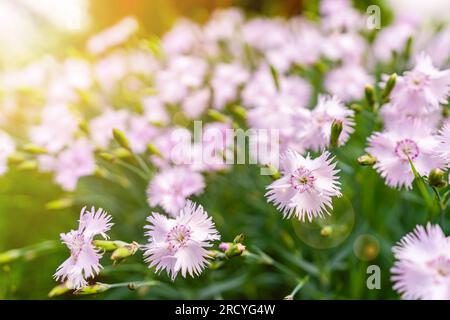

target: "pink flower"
[54,139,96,191]
[147,167,205,217]
[374,21,416,63]
[325,64,372,101]
[143,201,220,280]
[0,130,15,176]
[212,63,249,110]
[142,96,170,125]
[126,115,159,154]
[297,95,355,151]
[242,66,311,110]
[390,53,450,113]
[367,121,445,189]
[391,224,450,300]
[89,108,129,148]
[162,19,202,56]
[182,89,211,119]
[30,104,79,153]
[266,150,341,221]
[54,207,113,289]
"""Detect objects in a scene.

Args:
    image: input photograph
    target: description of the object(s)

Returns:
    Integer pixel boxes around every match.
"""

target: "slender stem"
[432,187,446,228]
[133,153,152,176]
[115,159,149,181]
[288,276,310,299]
[108,280,160,289]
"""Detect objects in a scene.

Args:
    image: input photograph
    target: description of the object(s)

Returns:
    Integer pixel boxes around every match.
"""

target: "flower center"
[406,71,430,90]
[68,232,85,261]
[166,224,192,251]
[395,139,419,161]
[427,256,450,278]
[289,167,315,193]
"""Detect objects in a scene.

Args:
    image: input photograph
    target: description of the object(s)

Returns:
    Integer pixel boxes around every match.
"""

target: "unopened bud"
[225,243,246,258]
[349,104,363,113]
[382,73,397,102]
[269,65,280,91]
[92,240,121,252]
[207,110,229,123]
[111,242,139,262]
[0,249,21,264]
[232,105,247,119]
[22,144,47,155]
[74,283,110,295]
[330,119,343,148]
[17,160,38,171]
[320,226,333,237]
[146,143,162,157]
[357,154,377,166]
[48,282,71,298]
[99,152,115,162]
[365,85,376,108]
[113,147,133,159]
[233,234,245,244]
[428,168,447,188]
[79,121,90,135]
[113,128,130,150]
[45,198,74,210]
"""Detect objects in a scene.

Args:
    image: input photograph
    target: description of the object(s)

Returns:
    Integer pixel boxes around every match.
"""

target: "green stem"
[115,159,149,181]
[108,280,160,289]
[288,276,310,299]
[432,187,446,228]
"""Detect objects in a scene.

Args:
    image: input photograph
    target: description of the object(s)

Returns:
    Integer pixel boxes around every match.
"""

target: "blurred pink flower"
[182,89,211,119]
[147,167,205,217]
[390,53,450,113]
[30,104,79,153]
[89,108,129,148]
[266,150,341,222]
[325,64,372,101]
[212,63,249,110]
[374,21,416,63]
[126,115,159,154]
[162,19,202,56]
[367,121,445,189]
[143,201,220,280]
[54,206,113,289]
[0,130,15,176]
[391,224,450,300]
[142,96,170,125]
[54,139,96,191]
[242,66,311,109]
[297,95,355,151]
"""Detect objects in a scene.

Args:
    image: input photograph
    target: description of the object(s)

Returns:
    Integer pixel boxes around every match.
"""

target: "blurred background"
[1,0,449,300]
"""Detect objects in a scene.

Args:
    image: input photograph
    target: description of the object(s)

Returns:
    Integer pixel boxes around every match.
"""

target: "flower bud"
[112,128,130,150]
[111,241,139,262]
[269,65,280,91]
[98,152,115,162]
[357,154,377,166]
[320,226,333,237]
[232,105,247,119]
[225,243,246,258]
[17,160,38,171]
[74,283,110,296]
[146,143,163,158]
[382,73,397,102]
[428,168,447,188]
[92,240,120,252]
[48,282,71,298]
[21,144,47,155]
[365,85,376,108]
[78,121,90,135]
[45,198,74,210]
[113,147,133,159]
[330,119,343,148]
[207,110,229,123]
[0,249,21,264]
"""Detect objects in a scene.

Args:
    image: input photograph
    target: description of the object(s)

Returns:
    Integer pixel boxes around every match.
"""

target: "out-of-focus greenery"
[1,0,433,300]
